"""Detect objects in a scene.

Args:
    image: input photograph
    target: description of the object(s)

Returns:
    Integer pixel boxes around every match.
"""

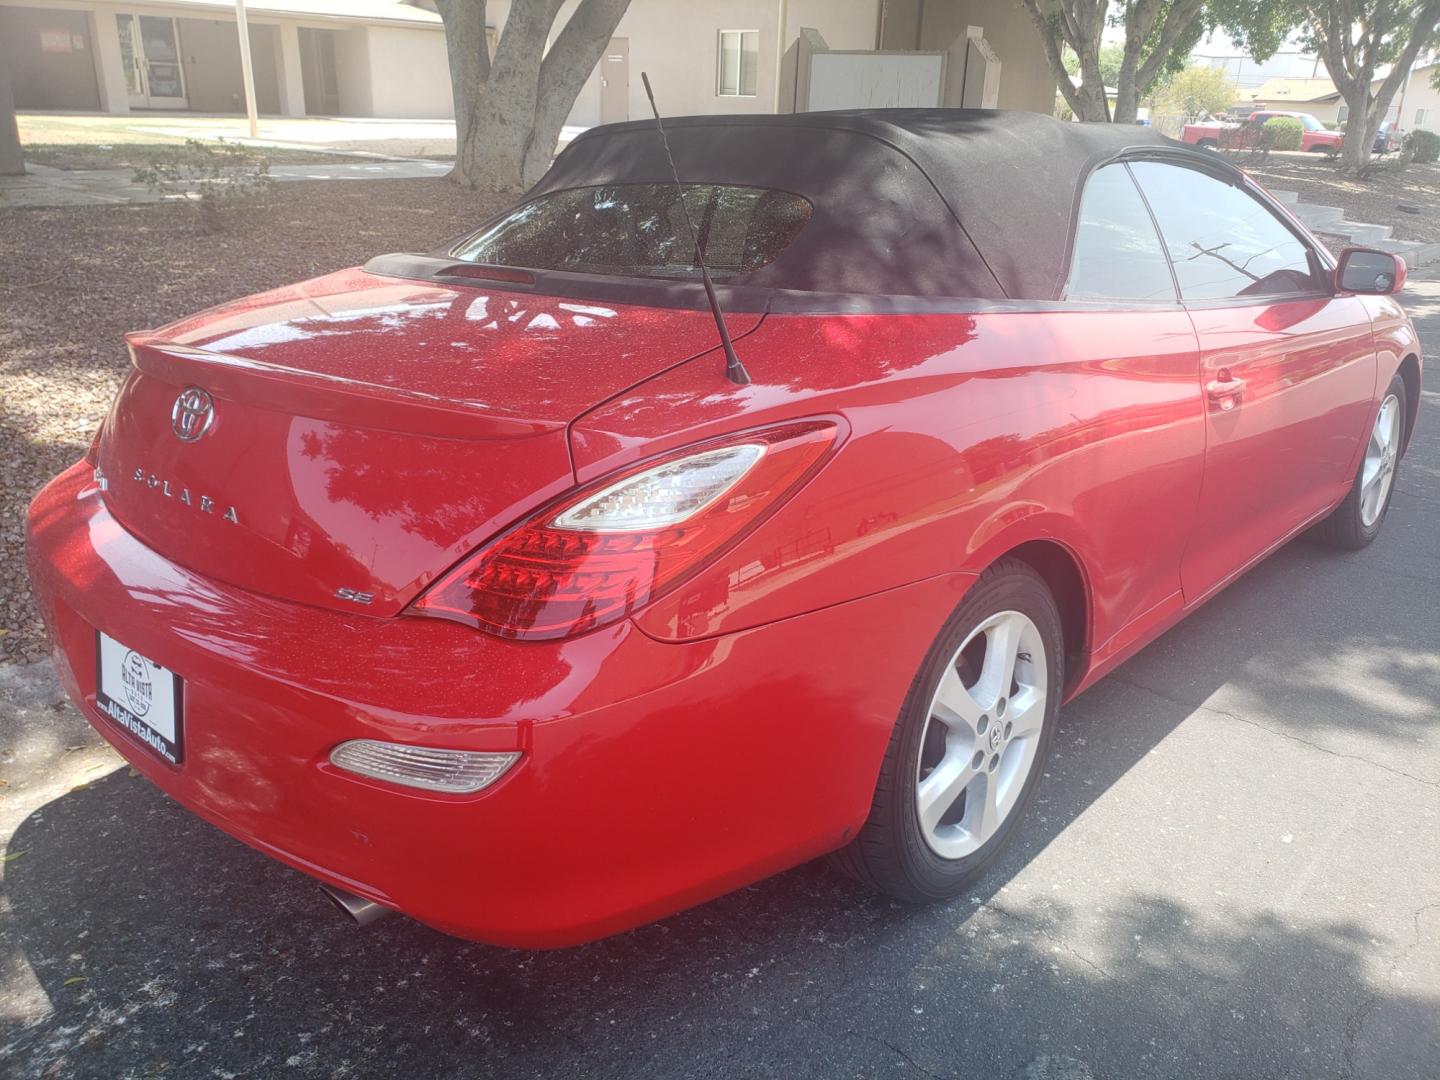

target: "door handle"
[1205,369,1245,412]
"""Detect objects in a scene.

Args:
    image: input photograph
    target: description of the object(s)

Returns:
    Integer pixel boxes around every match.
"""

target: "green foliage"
[1220,0,1439,73]
[1405,128,1440,163]
[1210,0,1295,63]
[1263,116,1304,151]
[132,139,273,233]
[1153,65,1238,117]
[1062,43,1127,87]
[1060,37,1189,102]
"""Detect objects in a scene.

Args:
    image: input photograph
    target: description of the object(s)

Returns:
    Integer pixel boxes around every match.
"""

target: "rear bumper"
[27,461,972,947]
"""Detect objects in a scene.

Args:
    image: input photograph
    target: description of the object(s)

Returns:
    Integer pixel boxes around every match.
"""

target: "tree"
[1063,42,1128,88]
[1312,0,1440,172]
[1152,63,1237,116]
[1224,0,1440,173]
[1021,0,1212,122]
[0,45,24,176]
[435,0,632,191]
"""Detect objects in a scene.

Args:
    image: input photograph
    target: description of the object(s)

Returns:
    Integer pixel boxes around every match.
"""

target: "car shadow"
[3,501,1438,1078]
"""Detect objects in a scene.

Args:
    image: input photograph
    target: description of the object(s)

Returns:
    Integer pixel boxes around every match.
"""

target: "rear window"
[450,183,812,281]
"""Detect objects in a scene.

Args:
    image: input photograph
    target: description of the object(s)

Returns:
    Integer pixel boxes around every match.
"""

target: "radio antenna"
[641,72,751,386]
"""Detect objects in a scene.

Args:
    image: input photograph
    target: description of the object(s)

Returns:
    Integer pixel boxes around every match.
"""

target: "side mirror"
[1335,247,1407,295]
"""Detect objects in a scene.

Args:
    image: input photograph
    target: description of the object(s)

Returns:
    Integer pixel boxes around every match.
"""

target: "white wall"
[909,0,1055,113]
[364,25,452,118]
[489,0,881,128]
[332,27,374,116]
[1401,67,1440,134]
[88,4,131,113]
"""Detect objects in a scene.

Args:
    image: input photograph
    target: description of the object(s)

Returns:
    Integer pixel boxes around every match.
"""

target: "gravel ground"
[0,179,510,662]
[1237,152,1440,243]
[20,144,368,171]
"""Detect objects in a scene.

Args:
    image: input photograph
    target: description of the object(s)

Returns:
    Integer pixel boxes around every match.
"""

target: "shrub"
[1263,116,1304,152]
[133,139,273,233]
[1404,129,1440,164]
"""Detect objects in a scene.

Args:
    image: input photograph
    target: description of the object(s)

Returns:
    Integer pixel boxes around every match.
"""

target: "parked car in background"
[26,111,1421,948]
[1374,121,1400,154]
[1182,110,1343,153]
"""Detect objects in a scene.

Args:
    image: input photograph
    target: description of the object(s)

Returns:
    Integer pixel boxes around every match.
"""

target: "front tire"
[1316,374,1407,550]
[830,559,1063,902]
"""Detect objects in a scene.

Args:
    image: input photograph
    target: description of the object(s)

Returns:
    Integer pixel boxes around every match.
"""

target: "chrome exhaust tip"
[320,884,394,927]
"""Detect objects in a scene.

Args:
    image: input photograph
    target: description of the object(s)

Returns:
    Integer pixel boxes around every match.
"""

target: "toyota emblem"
[171,387,216,442]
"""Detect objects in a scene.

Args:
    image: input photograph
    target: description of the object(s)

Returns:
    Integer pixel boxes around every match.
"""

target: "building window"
[1337,104,1349,123]
[1416,108,1430,128]
[718,30,759,97]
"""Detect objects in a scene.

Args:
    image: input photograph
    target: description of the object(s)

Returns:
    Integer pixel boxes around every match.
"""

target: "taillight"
[410,421,838,640]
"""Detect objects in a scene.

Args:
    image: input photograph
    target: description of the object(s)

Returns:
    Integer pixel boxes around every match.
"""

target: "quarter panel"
[573,310,1205,650]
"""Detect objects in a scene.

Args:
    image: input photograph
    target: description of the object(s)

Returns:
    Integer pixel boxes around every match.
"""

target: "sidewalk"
[0,159,455,208]
[6,113,590,209]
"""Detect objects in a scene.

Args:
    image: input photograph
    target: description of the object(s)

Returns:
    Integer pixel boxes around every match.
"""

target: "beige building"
[0,0,454,117]
[1,0,1057,122]
[1244,76,1347,125]
[1398,60,1439,135]
[1245,62,1440,135]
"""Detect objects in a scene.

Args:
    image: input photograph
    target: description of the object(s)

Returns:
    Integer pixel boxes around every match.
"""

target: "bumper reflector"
[329,740,520,794]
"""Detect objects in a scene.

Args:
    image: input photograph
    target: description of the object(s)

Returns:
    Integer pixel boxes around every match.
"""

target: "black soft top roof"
[533,109,1213,302]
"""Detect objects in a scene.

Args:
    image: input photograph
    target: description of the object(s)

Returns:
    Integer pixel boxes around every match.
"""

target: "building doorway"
[298,28,340,115]
[600,37,628,123]
[116,14,188,109]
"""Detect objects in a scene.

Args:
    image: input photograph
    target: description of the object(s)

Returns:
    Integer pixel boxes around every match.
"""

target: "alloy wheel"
[914,610,1048,860]
[1360,393,1402,528]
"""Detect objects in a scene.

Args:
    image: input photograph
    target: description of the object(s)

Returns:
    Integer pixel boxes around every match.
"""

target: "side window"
[1129,161,1320,301]
[1064,164,1176,302]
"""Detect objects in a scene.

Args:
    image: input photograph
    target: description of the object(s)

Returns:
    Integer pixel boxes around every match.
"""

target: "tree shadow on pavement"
[3,361,1436,1079]
[3,533,1437,1080]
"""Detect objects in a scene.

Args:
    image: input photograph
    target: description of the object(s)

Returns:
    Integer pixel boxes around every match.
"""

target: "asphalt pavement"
[1,275,1437,1080]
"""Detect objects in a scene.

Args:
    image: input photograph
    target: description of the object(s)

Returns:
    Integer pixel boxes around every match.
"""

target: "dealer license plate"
[95,630,184,765]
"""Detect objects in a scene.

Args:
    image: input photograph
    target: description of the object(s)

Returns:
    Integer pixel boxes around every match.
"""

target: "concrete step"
[1335,221,1393,245]
[1254,188,1433,267]
[1292,202,1345,230]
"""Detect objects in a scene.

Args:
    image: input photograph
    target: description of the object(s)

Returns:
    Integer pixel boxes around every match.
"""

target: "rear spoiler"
[126,337,566,442]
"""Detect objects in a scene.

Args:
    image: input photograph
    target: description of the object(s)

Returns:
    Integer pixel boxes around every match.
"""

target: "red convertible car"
[27,111,1420,947]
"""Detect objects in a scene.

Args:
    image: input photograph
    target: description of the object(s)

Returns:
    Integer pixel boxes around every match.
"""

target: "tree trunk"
[0,46,24,177]
[1072,40,1109,121]
[1314,0,1440,177]
[1339,91,1379,173]
[1112,82,1140,124]
[438,0,631,192]
[1018,0,1204,125]
[437,0,489,188]
[522,0,630,185]
[1074,81,1109,121]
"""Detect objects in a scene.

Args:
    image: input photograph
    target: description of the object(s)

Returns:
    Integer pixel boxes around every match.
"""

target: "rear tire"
[1315,374,1407,550]
[830,558,1063,902]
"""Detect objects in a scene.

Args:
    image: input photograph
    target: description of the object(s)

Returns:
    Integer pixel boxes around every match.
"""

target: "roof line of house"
[0,0,446,30]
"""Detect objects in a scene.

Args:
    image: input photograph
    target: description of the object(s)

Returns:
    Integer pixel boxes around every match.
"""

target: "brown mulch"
[0,178,509,663]
[21,143,369,171]
[1232,152,1440,244]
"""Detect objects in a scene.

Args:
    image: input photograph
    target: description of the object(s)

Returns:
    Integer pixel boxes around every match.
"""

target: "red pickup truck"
[1181,111,1343,154]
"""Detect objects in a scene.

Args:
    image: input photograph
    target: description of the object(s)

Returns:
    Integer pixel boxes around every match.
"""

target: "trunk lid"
[96,268,759,616]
